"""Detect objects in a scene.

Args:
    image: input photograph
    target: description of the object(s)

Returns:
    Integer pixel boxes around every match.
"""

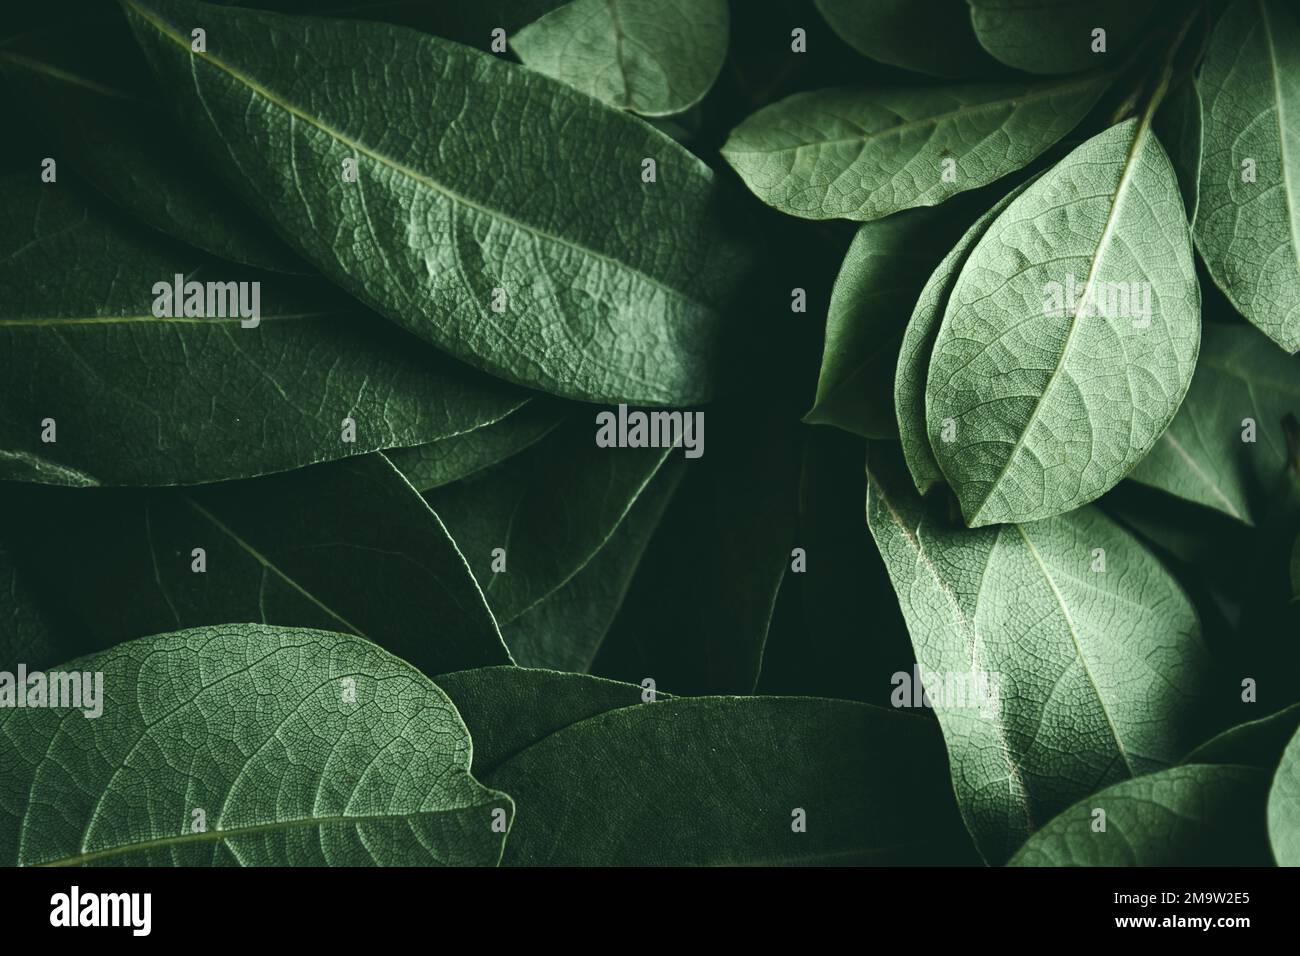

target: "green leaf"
[1009,765,1271,866]
[484,696,977,865]
[1184,703,1300,768]
[0,34,301,273]
[1155,75,1202,226]
[895,178,1036,492]
[512,0,728,117]
[1195,0,1300,353]
[1129,322,1299,525]
[0,625,513,866]
[926,119,1200,526]
[434,667,655,777]
[807,204,977,438]
[217,0,565,43]
[123,0,746,405]
[967,0,1157,75]
[428,415,669,627]
[1269,723,1300,864]
[388,400,567,493]
[0,174,524,487]
[501,460,683,670]
[866,445,1212,863]
[720,73,1108,221]
[815,0,994,77]
[0,455,511,676]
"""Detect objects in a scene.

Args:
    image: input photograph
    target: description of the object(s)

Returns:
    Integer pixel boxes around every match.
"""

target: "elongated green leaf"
[1196,0,1300,353]
[0,174,524,487]
[389,400,566,493]
[1185,703,1300,768]
[485,697,977,865]
[0,455,510,675]
[512,0,728,117]
[434,667,654,777]
[867,446,1212,863]
[926,119,1200,526]
[816,0,994,77]
[968,0,1157,74]
[896,178,1036,492]
[720,74,1108,221]
[1270,723,1300,864]
[1009,765,1271,866]
[124,0,745,405]
[0,32,301,273]
[1156,75,1202,226]
[501,459,683,670]
[1129,323,1299,524]
[428,415,669,626]
[807,204,975,438]
[0,625,513,866]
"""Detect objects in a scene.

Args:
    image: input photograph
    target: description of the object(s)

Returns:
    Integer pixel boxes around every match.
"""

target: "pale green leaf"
[1269,722,1300,863]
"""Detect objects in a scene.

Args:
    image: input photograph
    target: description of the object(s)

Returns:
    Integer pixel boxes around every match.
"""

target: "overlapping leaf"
[967,0,1157,74]
[816,0,994,77]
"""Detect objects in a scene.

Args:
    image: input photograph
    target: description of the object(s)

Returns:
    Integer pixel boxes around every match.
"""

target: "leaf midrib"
[123,0,712,316]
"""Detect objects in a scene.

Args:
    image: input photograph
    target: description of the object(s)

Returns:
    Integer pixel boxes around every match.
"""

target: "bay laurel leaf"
[1129,322,1299,525]
[485,697,976,865]
[968,0,1157,75]
[0,625,513,866]
[1008,765,1271,866]
[512,0,729,117]
[0,174,525,487]
[1269,722,1300,864]
[1195,0,1300,353]
[720,73,1109,221]
[815,0,995,78]
[926,119,1200,527]
[867,446,1212,863]
[123,0,747,405]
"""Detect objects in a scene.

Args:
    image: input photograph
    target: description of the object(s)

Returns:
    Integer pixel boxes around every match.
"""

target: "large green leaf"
[1270,723,1300,864]
[1195,0,1300,353]
[720,74,1107,221]
[123,0,745,405]
[484,696,977,865]
[512,0,728,117]
[967,0,1157,75]
[1009,765,1271,865]
[1184,703,1300,768]
[816,0,994,77]
[926,119,1200,526]
[806,204,976,438]
[1129,322,1299,524]
[895,178,1036,492]
[0,174,523,487]
[428,415,669,627]
[0,625,513,866]
[866,446,1212,863]
[0,455,511,675]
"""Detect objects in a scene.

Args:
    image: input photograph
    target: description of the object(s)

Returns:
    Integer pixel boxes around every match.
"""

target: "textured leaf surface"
[0,174,523,487]
[926,120,1200,526]
[896,180,1035,492]
[1129,323,1299,524]
[0,455,510,676]
[1195,0,1300,353]
[1270,723,1300,864]
[1009,765,1270,865]
[720,74,1107,220]
[0,625,512,866]
[485,697,975,865]
[866,447,1211,862]
[124,0,745,404]
[815,0,993,77]
[512,0,728,117]
[968,0,1157,74]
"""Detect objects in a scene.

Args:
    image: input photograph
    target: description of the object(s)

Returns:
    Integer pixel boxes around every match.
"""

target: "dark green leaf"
[1184,703,1300,768]
[815,0,995,77]
[968,0,1157,74]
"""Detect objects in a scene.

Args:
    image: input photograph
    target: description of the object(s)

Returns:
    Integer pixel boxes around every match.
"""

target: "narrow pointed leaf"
[816,0,994,77]
[1195,0,1300,353]
[123,0,746,404]
[926,120,1200,526]
[968,0,1157,75]
[720,74,1108,221]
[1270,723,1300,864]
[867,446,1212,863]
[0,625,513,866]
[512,0,728,117]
